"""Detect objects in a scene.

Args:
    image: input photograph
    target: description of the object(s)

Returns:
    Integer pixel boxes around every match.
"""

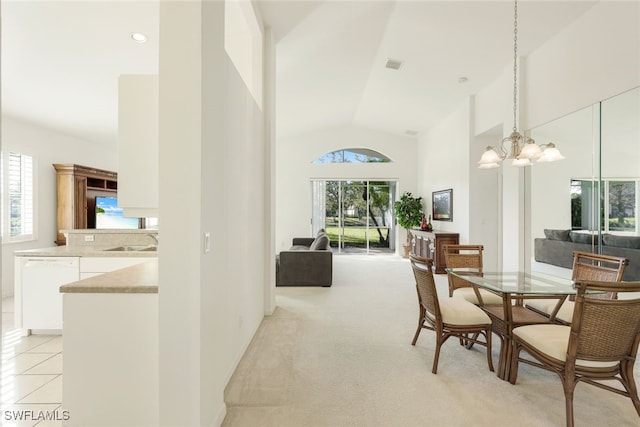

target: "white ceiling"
[2,1,159,146]
[2,1,599,146]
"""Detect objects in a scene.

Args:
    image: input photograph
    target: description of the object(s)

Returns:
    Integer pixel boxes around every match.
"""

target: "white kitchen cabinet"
[64,293,159,426]
[62,261,158,426]
[16,257,80,332]
[15,255,152,334]
[79,257,149,279]
[118,74,158,218]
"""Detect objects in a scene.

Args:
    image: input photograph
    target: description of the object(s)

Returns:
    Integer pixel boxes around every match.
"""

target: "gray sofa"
[276,230,333,287]
[534,229,640,281]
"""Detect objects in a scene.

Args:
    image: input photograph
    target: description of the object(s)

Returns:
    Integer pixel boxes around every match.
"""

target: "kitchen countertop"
[60,259,158,294]
[14,245,158,257]
[62,229,157,234]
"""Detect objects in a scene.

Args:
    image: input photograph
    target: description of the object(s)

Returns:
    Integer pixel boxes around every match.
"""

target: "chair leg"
[412,306,425,345]
[432,338,442,374]
[510,341,521,384]
[485,329,494,372]
[411,324,422,346]
[564,379,576,427]
[620,360,640,416]
[459,334,471,348]
[464,332,479,350]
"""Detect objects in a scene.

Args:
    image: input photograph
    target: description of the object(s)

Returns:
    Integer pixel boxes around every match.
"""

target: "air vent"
[385,58,403,70]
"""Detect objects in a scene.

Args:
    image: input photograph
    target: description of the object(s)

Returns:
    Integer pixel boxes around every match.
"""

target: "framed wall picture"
[432,189,453,221]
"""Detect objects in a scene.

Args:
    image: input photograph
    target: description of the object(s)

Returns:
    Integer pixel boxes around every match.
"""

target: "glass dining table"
[446,269,578,381]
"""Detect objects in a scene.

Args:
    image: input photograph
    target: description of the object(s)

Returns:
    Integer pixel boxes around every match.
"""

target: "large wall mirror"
[527,86,640,281]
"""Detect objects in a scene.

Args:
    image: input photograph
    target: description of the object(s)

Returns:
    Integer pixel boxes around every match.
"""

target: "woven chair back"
[443,245,483,296]
[410,255,440,321]
[571,251,628,300]
[571,280,640,361]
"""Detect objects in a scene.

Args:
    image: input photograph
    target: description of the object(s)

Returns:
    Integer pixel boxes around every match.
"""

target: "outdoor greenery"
[325,221,389,248]
[608,181,636,230]
[325,181,392,248]
[393,192,423,245]
[571,179,636,232]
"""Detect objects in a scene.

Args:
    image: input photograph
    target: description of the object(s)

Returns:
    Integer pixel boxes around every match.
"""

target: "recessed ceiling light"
[130,32,148,43]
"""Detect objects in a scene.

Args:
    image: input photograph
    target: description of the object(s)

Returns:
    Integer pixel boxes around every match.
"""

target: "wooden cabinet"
[411,230,459,274]
[54,164,118,245]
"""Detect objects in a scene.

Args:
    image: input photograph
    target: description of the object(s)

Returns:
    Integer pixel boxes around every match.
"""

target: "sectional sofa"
[534,229,640,281]
[276,229,333,287]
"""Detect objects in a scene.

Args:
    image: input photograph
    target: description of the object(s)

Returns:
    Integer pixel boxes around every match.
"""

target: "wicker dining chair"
[526,251,628,323]
[511,279,640,427]
[443,244,502,305]
[410,255,494,374]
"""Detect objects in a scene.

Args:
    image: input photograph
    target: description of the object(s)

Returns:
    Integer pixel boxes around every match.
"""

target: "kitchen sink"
[104,245,157,252]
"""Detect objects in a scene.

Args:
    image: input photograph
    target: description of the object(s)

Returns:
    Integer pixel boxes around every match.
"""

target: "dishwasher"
[19,257,80,331]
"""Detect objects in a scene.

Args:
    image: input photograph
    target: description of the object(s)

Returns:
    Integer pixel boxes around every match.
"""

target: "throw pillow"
[310,233,330,250]
[569,232,597,245]
[603,234,640,249]
[544,229,570,241]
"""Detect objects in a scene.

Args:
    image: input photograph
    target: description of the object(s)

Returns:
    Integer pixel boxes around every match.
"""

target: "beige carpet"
[223,255,639,427]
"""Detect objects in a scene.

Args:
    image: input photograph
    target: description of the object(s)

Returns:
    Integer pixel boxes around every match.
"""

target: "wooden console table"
[411,230,459,274]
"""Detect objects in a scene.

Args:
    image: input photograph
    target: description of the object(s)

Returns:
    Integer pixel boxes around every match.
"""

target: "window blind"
[6,152,34,240]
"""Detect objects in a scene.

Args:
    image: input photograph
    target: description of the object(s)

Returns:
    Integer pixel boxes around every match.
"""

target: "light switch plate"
[204,232,211,253]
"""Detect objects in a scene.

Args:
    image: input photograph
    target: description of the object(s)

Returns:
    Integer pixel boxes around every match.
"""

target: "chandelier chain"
[477,0,565,168]
[512,0,519,133]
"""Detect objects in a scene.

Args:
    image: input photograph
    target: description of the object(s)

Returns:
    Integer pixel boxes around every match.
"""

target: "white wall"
[525,1,640,130]
[276,125,417,254]
[417,101,472,242]
[263,25,277,314]
[1,116,117,297]
[158,1,267,425]
[158,2,204,424]
[468,124,501,272]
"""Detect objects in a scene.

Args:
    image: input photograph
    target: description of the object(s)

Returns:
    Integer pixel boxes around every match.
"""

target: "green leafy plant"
[394,192,423,246]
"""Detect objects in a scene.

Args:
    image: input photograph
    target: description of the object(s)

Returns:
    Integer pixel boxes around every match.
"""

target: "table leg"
[500,336,514,381]
[494,293,514,381]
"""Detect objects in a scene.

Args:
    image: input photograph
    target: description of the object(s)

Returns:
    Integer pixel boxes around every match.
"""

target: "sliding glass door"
[312,180,396,254]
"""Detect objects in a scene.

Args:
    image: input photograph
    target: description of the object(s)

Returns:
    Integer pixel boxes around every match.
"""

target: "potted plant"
[394,192,423,258]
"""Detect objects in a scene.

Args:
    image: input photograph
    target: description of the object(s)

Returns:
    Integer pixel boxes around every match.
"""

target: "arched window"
[313,148,391,164]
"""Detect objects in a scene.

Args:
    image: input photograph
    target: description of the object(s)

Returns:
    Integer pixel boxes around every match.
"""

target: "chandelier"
[478,0,565,169]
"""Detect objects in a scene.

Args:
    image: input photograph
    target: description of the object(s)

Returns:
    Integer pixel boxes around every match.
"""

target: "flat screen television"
[95,196,140,229]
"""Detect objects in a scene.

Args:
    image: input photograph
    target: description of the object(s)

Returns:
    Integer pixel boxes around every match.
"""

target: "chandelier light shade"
[536,143,565,162]
[478,0,565,169]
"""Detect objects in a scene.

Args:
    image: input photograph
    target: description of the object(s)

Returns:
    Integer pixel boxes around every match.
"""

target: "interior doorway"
[312,180,397,254]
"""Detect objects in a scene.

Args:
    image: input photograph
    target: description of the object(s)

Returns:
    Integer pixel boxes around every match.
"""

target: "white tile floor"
[2,297,64,427]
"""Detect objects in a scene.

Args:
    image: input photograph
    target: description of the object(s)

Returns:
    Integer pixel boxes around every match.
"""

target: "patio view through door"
[312,180,397,254]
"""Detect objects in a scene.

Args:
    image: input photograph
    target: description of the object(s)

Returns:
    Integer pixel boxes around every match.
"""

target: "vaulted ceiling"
[2,1,599,146]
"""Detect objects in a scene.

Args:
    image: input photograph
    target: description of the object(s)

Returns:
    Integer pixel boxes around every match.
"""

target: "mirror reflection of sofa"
[534,229,640,281]
[276,229,333,287]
